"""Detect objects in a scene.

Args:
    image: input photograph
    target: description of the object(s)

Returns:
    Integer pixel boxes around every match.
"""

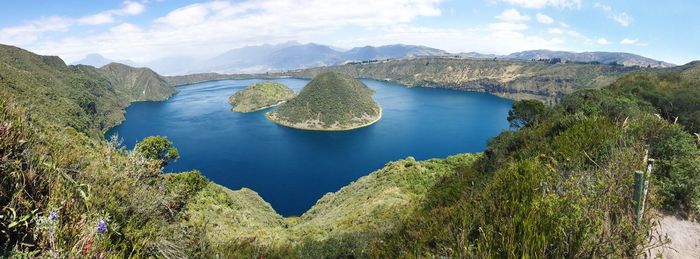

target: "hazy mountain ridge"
[73,53,138,68]
[75,42,674,76]
[507,50,675,67]
[76,43,457,75]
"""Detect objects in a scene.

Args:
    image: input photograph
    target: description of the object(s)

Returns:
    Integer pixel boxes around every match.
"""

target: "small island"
[267,71,382,131]
[228,82,295,113]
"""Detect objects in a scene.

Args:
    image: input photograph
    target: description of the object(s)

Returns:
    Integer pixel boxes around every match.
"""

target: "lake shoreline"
[265,106,383,131]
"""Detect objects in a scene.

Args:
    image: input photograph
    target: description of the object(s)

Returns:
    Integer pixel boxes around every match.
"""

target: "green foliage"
[0,44,175,137]
[229,81,295,112]
[609,69,700,132]
[134,136,179,167]
[508,99,546,128]
[268,71,381,130]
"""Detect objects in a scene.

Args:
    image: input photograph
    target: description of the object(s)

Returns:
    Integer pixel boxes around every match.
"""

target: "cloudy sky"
[0,0,697,64]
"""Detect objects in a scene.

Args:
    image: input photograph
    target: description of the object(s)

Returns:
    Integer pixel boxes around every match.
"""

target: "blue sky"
[0,0,697,64]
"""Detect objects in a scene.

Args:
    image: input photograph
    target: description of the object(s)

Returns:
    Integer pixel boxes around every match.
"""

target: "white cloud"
[0,16,72,45]
[502,0,581,9]
[78,13,117,25]
[0,1,146,45]
[593,3,611,12]
[596,38,610,45]
[3,0,604,65]
[620,38,638,44]
[548,28,563,34]
[121,1,146,15]
[334,24,565,55]
[496,9,530,22]
[489,22,528,31]
[612,12,632,27]
[535,13,554,24]
[594,2,633,27]
[78,1,145,25]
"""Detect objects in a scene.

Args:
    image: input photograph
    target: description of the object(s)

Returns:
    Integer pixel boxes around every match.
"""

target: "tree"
[134,136,179,166]
[508,100,546,128]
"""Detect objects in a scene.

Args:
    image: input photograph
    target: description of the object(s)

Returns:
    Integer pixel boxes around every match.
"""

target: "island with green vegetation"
[266,71,382,130]
[228,81,295,112]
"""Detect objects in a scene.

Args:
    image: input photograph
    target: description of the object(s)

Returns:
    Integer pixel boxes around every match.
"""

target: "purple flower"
[49,211,58,221]
[97,220,107,234]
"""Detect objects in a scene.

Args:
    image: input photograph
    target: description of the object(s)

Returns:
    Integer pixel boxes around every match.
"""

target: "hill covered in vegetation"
[229,82,295,112]
[98,63,176,102]
[267,72,381,130]
[1,44,699,258]
[0,44,176,137]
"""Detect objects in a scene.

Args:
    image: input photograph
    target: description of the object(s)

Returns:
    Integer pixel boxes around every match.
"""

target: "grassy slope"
[229,81,295,112]
[268,71,380,130]
[98,63,177,102]
[0,44,176,136]
[182,154,479,256]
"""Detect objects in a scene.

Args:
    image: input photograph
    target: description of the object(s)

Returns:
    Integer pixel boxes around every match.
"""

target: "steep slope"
[0,44,176,135]
[267,72,381,130]
[98,63,176,101]
[181,154,479,256]
[229,82,295,112]
[507,50,675,67]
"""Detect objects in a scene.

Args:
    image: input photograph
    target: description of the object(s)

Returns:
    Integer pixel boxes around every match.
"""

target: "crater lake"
[106,78,513,216]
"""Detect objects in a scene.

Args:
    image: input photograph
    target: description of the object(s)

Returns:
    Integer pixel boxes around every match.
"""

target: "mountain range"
[505,50,675,67]
[74,42,674,76]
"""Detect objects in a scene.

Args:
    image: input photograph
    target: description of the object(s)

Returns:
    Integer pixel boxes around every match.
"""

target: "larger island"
[266,71,382,131]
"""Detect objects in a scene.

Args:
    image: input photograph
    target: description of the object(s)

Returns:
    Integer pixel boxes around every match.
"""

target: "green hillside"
[267,72,381,130]
[98,63,176,102]
[229,81,295,112]
[1,44,699,258]
[0,44,176,136]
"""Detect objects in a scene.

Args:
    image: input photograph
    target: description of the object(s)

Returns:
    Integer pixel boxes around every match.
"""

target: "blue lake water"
[106,78,513,216]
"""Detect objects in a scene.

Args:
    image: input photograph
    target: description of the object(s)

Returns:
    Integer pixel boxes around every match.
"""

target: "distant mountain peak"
[74,53,138,68]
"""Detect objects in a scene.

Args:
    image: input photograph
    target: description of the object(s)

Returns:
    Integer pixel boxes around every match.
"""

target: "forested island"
[266,71,382,130]
[228,81,295,112]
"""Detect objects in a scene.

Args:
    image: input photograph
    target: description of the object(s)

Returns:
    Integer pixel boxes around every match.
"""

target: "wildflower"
[97,220,107,234]
[49,211,58,221]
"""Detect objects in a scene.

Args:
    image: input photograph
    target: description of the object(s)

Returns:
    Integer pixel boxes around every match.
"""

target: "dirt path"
[648,215,700,258]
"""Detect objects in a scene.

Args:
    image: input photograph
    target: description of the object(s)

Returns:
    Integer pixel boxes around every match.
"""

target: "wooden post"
[633,170,645,225]
[641,158,655,217]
